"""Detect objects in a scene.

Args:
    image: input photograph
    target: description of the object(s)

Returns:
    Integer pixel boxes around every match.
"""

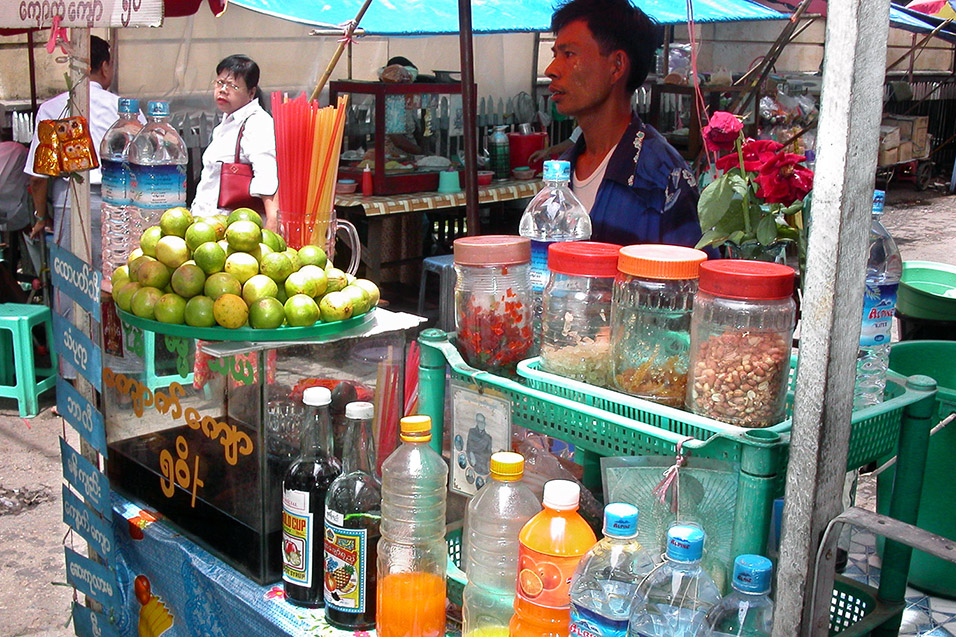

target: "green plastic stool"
[0,303,57,417]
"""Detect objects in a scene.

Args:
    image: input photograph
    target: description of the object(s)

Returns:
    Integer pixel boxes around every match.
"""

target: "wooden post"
[457,0,479,235]
[771,1,891,635]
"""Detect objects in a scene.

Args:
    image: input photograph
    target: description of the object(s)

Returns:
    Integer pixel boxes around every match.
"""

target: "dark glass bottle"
[324,401,382,629]
[282,387,341,607]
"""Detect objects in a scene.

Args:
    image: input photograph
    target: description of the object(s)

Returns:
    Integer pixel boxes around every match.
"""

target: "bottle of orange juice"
[376,415,448,637]
[510,479,597,637]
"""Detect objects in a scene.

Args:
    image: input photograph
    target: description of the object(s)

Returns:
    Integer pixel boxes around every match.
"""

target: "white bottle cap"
[542,479,580,511]
[345,401,374,420]
[302,386,332,406]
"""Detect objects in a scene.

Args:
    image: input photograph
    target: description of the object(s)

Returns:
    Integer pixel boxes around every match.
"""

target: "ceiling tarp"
[230,0,786,35]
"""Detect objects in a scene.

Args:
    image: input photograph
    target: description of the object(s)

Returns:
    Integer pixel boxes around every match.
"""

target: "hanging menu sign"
[57,377,107,458]
[60,437,111,518]
[64,547,119,611]
[53,314,102,391]
[1,0,164,29]
[72,603,121,637]
[48,243,101,322]
[62,486,114,561]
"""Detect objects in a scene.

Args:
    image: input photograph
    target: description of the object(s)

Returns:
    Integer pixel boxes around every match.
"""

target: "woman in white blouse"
[191,55,279,230]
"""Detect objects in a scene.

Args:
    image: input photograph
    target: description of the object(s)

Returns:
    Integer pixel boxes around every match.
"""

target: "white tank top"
[572,144,617,213]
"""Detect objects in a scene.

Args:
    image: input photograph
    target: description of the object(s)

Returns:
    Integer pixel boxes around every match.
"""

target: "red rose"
[755,152,814,205]
[715,139,785,173]
[702,111,743,152]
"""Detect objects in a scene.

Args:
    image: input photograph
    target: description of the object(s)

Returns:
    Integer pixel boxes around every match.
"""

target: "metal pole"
[772,0,892,633]
[457,0,479,235]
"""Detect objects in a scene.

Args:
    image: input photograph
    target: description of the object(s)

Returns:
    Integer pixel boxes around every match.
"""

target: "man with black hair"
[547,0,706,249]
[24,35,125,270]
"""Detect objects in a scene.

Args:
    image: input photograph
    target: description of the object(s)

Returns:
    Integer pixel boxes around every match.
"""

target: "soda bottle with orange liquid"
[376,415,448,637]
[510,479,597,637]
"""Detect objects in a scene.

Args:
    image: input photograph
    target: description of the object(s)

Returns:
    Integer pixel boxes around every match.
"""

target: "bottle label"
[860,282,898,347]
[130,164,187,209]
[282,488,314,587]
[323,522,368,612]
[570,607,628,637]
[101,159,132,204]
[515,544,582,609]
[529,239,553,293]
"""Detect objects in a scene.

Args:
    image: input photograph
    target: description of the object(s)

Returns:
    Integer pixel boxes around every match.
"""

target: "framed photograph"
[450,379,512,497]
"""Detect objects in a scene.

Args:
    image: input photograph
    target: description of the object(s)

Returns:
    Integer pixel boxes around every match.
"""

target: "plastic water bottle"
[510,480,597,637]
[519,160,592,337]
[569,503,657,637]
[705,554,774,637]
[99,97,142,280]
[627,524,721,637]
[490,126,510,181]
[854,189,902,409]
[462,451,541,637]
[128,100,188,239]
[376,415,448,637]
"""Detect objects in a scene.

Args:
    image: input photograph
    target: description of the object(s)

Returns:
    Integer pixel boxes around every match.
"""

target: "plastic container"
[508,131,548,173]
[569,503,657,637]
[99,97,143,280]
[610,244,708,406]
[896,261,956,341]
[462,452,541,636]
[540,242,620,386]
[627,524,721,637]
[128,101,188,239]
[705,554,774,636]
[685,260,796,428]
[376,415,448,637]
[324,401,381,629]
[510,480,597,637]
[453,235,533,376]
[855,189,902,410]
[282,387,342,607]
[490,126,510,181]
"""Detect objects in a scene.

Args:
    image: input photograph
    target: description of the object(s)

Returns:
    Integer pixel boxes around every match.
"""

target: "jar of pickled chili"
[454,235,533,376]
[685,260,796,428]
[540,241,620,386]
[610,244,708,406]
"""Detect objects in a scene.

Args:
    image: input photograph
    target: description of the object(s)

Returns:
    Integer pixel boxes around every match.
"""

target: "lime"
[127,247,145,266]
[260,252,294,284]
[324,267,349,293]
[193,242,227,275]
[284,294,320,327]
[261,228,283,253]
[209,215,228,240]
[213,293,249,329]
[297,244,328,269]
[224,252,259,285]
[340,284,371,316]
[249,297,286,329]
[184,295,217,327]
[284,270,317,298]
[283,248,300,272]
[242,274,279,306]
[160,207,193,237]
[225,220,262,252]
[129,255,157,282]
[204,272,242,300]
[139,226,163,257]
[352,279,381,308]
[171,263,206,298]
[185,220,218,252]
[113,281,142,312]
[130,286,164,319]
[298,265,329,298]
[227,208,263,228]
[154,293,187,324]
[318,290,354,323]
[155,236,191,269]
[137,260,172,290]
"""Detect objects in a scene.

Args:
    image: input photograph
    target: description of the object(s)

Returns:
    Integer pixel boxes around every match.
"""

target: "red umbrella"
[905,0,956,18]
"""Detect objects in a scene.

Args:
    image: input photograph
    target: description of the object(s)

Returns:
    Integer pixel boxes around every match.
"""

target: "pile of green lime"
[111,207,380,330]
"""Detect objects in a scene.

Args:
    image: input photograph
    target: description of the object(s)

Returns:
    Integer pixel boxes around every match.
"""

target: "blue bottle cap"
[732,554,773,594]
[603,503,638,538]
[118,98,139,114]
[147,101,170,117]
[872,189,885,215]
[666,524,705,562]
[543,160,571,182]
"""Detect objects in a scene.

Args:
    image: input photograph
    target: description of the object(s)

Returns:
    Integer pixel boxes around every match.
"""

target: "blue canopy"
[231,0,786,35]
[890,3,956,42]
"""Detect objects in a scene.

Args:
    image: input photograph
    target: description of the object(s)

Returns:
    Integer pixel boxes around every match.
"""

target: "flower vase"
[724,240,789,264]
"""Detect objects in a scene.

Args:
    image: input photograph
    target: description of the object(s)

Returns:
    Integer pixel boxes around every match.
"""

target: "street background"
[0,182,952,636]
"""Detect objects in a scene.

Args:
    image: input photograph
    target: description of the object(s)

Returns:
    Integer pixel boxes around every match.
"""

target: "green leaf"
[776,226,800,243]
[728,230,748,245]
[728,174,750,199]
[695,229,729,249]
[756,214,779,246]
[698,178,734,230]
[714,199,745,235]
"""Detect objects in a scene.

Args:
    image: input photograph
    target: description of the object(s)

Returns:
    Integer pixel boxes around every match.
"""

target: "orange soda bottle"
[509,479,597,637]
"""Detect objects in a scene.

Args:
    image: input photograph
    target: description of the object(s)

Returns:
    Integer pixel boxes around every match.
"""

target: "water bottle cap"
[548,242,620,278]
[542,479,580,510]
[302,386,332,406]
[490,451,524,481]
[118,98,139,114]
[666,524,705,562]
[732,554,773,594]
[603,502,639,538]
[617,244,708,280]
[872,189,886,215]
[399,415,432,441]
[345,401,374,420]
[543,160,571,182]
[147,101,170,117]
[698,260,795,301]
[454,234,530,266]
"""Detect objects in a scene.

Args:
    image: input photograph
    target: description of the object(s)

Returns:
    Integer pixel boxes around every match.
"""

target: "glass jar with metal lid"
[686,260,796,428]
[454,235,533,376]
[540,241,621,386]
[610,244,708,406]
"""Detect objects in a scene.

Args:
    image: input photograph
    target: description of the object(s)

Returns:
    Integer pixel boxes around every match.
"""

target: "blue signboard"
[65,547,120,612]
[52,314,103,391]
[62,486,114,561]
[57,377,107,458]
[48,243,102,322]
[61,437,111,519]
[72,601,121,637]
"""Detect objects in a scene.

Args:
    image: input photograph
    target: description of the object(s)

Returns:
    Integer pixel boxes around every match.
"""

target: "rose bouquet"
[695,111,814,257]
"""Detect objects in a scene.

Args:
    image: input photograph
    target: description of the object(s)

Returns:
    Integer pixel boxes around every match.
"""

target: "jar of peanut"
[686,260,796,427]
[610,244,709,406]
[540,241,620,385]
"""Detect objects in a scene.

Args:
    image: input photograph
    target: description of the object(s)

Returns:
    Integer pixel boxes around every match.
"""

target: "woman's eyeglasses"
[213,79,243,92]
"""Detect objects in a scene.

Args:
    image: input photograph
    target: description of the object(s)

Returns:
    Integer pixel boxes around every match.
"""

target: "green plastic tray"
[117,307,375,342]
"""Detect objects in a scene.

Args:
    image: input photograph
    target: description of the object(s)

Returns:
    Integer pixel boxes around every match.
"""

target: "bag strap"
[234,117,249,163]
